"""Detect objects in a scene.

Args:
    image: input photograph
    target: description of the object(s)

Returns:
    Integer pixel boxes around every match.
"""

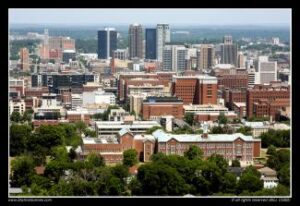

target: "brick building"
[253,98,290,119]
[25,87,49,98]
[217,74,248,89]
[66,110,91,124]
[117,72,175,101]
[228,88,247,109]
[172,75,218,105]
[142,96,184,120]
[153,129,261,166]
[80,128,155,164]
[246,84,290,118]
[183,104,237,122]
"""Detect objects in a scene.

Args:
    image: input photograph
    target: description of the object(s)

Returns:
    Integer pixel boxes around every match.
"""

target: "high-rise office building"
[156,24,170,62]
[97,28,117,59]
[199,44,215,71]
[20,48,29,71]
[162,45,187,72]
[237,52,245,68]
[220,35,237,66]
[255,56,278,84]
[129,23,143,59]
[145,28,157,60]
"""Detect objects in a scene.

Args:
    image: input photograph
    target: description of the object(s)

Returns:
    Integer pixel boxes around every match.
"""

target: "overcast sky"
[9,9,291,26]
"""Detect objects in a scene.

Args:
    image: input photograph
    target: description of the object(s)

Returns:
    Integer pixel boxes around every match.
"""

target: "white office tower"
[156,24,170,62]
[248,68,260,86]
[237,52,245,69]
[162,45,187,72]
[255,56,278,84]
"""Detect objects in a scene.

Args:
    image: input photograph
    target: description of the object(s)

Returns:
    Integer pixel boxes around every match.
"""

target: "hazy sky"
[9,9,291,25]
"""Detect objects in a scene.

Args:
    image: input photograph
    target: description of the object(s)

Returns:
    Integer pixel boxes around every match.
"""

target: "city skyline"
[9,9,291,26]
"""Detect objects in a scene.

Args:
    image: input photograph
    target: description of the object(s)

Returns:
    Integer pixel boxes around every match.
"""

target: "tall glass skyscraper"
[97,28,117,59]
[145,28,157,60]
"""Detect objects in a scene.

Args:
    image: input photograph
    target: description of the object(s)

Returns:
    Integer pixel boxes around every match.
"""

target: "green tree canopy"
[236,126,252,135]
[266,145,277,156]
[218,112,228,125]
[231,159,241,167]
[10,111,22,122]
[184,112,195,126]
[10,156,35,187]
[145,126,162,134]
[184,145,203,160]
[136,163,190,195]
[123,149,138,167]
[10,123,32,156]
[86,153,105,168]
[222,172,238,194]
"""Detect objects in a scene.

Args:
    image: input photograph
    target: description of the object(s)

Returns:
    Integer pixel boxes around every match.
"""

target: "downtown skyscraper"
[220,35,238,66]
[156,24,170,62]
[128,23,143,59]
[199,44,215,71]
[145,28,157,60]
[97,28,117,59]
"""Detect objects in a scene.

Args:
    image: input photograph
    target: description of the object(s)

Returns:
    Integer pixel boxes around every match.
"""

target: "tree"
[10,111,21,122]
[266,145,277,156]
[83,128,96,137]
[129,177,142,195]
[10,124,32,156]
[111,164,129,183]
[49,179,74,196]
[210,126,224,134]
[278,163,290,186]
[236,126,252,135]
[75,121,87,134]
[192,160,223,195]
[260,129,290,148]
[123,149,138,167]
[231,159,241,167]
[68,148,77,160]
[237,166,263,193]
[94,167,125,195]
[184,113,195,126]
[222,172,237,194]
[22,110,33,122]
[86,153,105,168]
[145,126,162,134]
[44,159,69,183]
[10,156,35,187]
[184,145,203,160]
[50,146,70,163]
[137,163,190,195]
[218,112,228,124]
[208,154,228,175]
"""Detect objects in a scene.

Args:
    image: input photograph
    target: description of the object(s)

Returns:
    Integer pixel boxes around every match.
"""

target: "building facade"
[97,28,117,59]
[153,129,261,166]
[163,45,187,72]
[199,44,215,71]
[220,35,238,66]
[172,75,218,105]
[246,84,290,118]
[145,28,157,60]
[156,24,170,62]
[142,96,184,120]
[129,23,143,59]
